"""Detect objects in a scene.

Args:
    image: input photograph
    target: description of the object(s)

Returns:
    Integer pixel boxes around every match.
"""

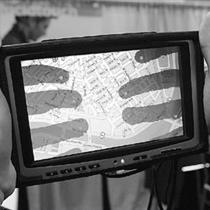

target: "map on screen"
[21,46,183,161]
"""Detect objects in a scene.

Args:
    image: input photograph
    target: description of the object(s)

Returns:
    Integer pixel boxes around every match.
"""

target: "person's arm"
[0,89,16,206]
[199,12,210,132]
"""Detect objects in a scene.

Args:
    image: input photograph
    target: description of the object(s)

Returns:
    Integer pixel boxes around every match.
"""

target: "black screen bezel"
[8,41,193,167]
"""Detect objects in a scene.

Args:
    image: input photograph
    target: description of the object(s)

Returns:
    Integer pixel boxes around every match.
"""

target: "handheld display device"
[0,31,208,186]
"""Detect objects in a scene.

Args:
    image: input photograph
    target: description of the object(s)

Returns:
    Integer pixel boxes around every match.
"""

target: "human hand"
[0,90,16,205]
[118,46,183,139]
[22,63,89,160]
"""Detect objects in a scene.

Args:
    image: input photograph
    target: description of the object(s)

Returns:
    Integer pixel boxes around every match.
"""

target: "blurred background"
[1,0,210,210]
[1,0,210,41]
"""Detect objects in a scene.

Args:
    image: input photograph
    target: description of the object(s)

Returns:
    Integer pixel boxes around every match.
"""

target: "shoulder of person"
[2,33,21,45]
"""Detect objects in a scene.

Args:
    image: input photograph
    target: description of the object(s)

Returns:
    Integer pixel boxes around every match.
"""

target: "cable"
[166,160,178,210]
[153,164,164,210]
[101,175,111,210]
[146,162,164,210]
[164,160,173,204]
[146,161,164,210]
[147,176,155,210]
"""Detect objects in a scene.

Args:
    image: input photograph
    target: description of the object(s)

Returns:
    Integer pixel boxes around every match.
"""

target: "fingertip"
[122,107,134,125]
[118,87,128,99]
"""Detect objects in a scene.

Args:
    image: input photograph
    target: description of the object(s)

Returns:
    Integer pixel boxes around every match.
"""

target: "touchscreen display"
[21,46,183,161]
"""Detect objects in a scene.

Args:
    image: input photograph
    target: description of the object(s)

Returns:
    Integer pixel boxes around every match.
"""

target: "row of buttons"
[133,154,148,161]
[46,163,100,177]
[46,155,150,177]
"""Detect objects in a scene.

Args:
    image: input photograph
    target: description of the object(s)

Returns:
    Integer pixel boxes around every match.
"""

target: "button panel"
[46,171,58,177]
[75,166,86,172]
[89,163,100,169]
[133,154,148,161]
[60,169,72,174]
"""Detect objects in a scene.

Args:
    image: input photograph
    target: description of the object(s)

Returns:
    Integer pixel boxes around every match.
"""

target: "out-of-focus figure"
[1,16,52,210]
[2,16,52,45]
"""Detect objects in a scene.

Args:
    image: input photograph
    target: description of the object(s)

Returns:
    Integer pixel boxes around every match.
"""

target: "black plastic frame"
[9,42,193,168]
[0,31,208,186]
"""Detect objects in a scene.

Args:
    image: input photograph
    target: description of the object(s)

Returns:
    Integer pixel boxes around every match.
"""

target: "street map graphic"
[21,46,183,161]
